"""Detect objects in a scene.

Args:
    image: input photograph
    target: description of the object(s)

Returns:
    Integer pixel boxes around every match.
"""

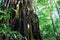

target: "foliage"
[0,1,21,40]
[0,0,60,40]
[35,0,60,40]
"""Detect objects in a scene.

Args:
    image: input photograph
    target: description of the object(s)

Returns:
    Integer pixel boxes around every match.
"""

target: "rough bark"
[2,0,43,40]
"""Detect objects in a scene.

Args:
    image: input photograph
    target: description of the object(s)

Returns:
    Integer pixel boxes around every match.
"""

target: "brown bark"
[2,0,43,40]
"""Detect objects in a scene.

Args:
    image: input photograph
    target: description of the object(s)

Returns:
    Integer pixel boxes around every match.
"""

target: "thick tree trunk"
[2,0,43,40]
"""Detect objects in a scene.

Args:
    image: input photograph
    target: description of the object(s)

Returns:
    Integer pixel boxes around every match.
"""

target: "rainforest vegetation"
[0,0,60,40]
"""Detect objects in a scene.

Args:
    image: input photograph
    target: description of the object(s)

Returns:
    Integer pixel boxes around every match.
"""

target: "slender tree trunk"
[53,0,60,18]
[50,13,58,40]
[53,0,60,40]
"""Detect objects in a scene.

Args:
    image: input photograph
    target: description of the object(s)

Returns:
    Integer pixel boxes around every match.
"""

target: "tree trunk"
[2,0,43,40]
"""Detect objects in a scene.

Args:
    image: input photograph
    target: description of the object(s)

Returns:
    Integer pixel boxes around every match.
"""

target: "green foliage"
[0,24,21,40]
[35,0,60,40]
[0,1,21,40]
[0,0,60,40]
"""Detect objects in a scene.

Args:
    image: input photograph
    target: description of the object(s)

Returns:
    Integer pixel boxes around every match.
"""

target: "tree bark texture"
[2,0,43,40]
